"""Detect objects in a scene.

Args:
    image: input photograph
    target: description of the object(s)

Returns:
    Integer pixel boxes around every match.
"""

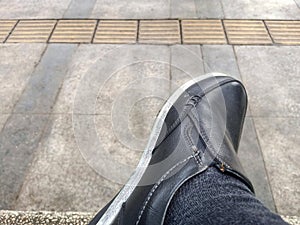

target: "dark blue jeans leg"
[164,167,287,225]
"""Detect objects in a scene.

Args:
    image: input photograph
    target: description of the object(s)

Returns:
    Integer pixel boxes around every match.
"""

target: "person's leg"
[89,75,288,225]
[165,167,287,225]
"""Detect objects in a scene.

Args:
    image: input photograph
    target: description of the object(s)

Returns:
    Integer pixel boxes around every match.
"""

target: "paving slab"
[91,0,169,19]
[87,45,170,115]
[222,0,300,19]
[0,44,78,210]
[182,20,226,44]
[235,46,300,118]
[170,45,204,91]
[170,0,197,18]
[13,45,77,114]
[0,114,9,132]
[194,0,224,18]
[53,45,118,114]
[254,117,300,215]
[63,0,97,18]
[0,114,50,209]
[0,44,46,113]
[202,45,241,79]
[68,45,170,185]
[56,45,170,116]
[238,117,276,211]
[0,0,71,19]
[54,44,170,115]
[96,68,169,148]
[15,115,120,212]
[235,45,300,215]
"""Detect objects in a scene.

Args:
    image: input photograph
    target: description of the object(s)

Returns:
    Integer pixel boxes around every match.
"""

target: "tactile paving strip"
[2,19,300,45]
[0,20,17,42]
[7,20,56,43]
[266,21,300,45]
[139,20,180,44]
[224,20,272,44]
[50,20,97,43]
[182,20,226,44]
[94,20,137,44]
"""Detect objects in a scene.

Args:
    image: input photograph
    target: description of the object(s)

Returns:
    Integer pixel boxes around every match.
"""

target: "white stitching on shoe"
[135,155,194,225]
[183,124,202,167]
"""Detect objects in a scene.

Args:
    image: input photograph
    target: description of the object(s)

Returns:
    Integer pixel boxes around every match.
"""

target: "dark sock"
[164,167,287,225]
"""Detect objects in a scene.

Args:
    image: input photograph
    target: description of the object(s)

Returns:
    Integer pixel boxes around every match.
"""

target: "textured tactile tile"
[1,19,300,45]
[50,20,96,43]
[139,20,180,44]
[0,211,298,225]
[94,20,137,44]
[266,20,300,45]
[224,20,272,44]
[7,20,56,43]
[0,211,94,225]
[0,20,17,42]
[182,20,226,44]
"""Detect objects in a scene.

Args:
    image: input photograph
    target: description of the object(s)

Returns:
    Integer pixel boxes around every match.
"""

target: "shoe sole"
[96,73,230,225]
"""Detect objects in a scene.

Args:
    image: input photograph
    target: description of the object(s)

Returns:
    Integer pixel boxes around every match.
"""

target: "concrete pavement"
[0,0,299,19]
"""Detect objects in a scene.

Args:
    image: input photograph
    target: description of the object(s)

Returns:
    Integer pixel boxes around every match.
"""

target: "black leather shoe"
[89,73,254,225]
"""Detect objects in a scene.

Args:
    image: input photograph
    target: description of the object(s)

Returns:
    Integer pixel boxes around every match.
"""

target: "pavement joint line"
[179,20,183,44]
[263,20,275,44]
[136,20,140,43]
[47,20,58,43]
[91,19,100,43]
[1,19,300,45]
[221,19,229,44]
[2,20,19,43]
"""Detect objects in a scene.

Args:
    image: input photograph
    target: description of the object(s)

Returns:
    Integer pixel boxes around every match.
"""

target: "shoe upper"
[90,75,254,225]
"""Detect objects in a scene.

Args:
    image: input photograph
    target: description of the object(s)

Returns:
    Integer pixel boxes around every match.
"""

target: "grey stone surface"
[235,46,300,118]
[194,0,224,18]
[0,44,78,210]
[0,114,9,132]
[171,0,197,18]
[0,0,71,19]
[16,45,172,211]
[0,44,46,114]
[222,0,300,19]
[94,62,170,115]
[63,0,97,18]
[170,45,205,91]
[13,45,77,114]
[91,0,169,19]
[295,0,300,8]
[53,45,118,114]
[254,118,300,215]
[54,44,170,115]
[91,45,170,115]
[0,0,298,19]
[202,45,241,79]
[0,114,50,209]
[15,115,120,212]
[238,117,275,211]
